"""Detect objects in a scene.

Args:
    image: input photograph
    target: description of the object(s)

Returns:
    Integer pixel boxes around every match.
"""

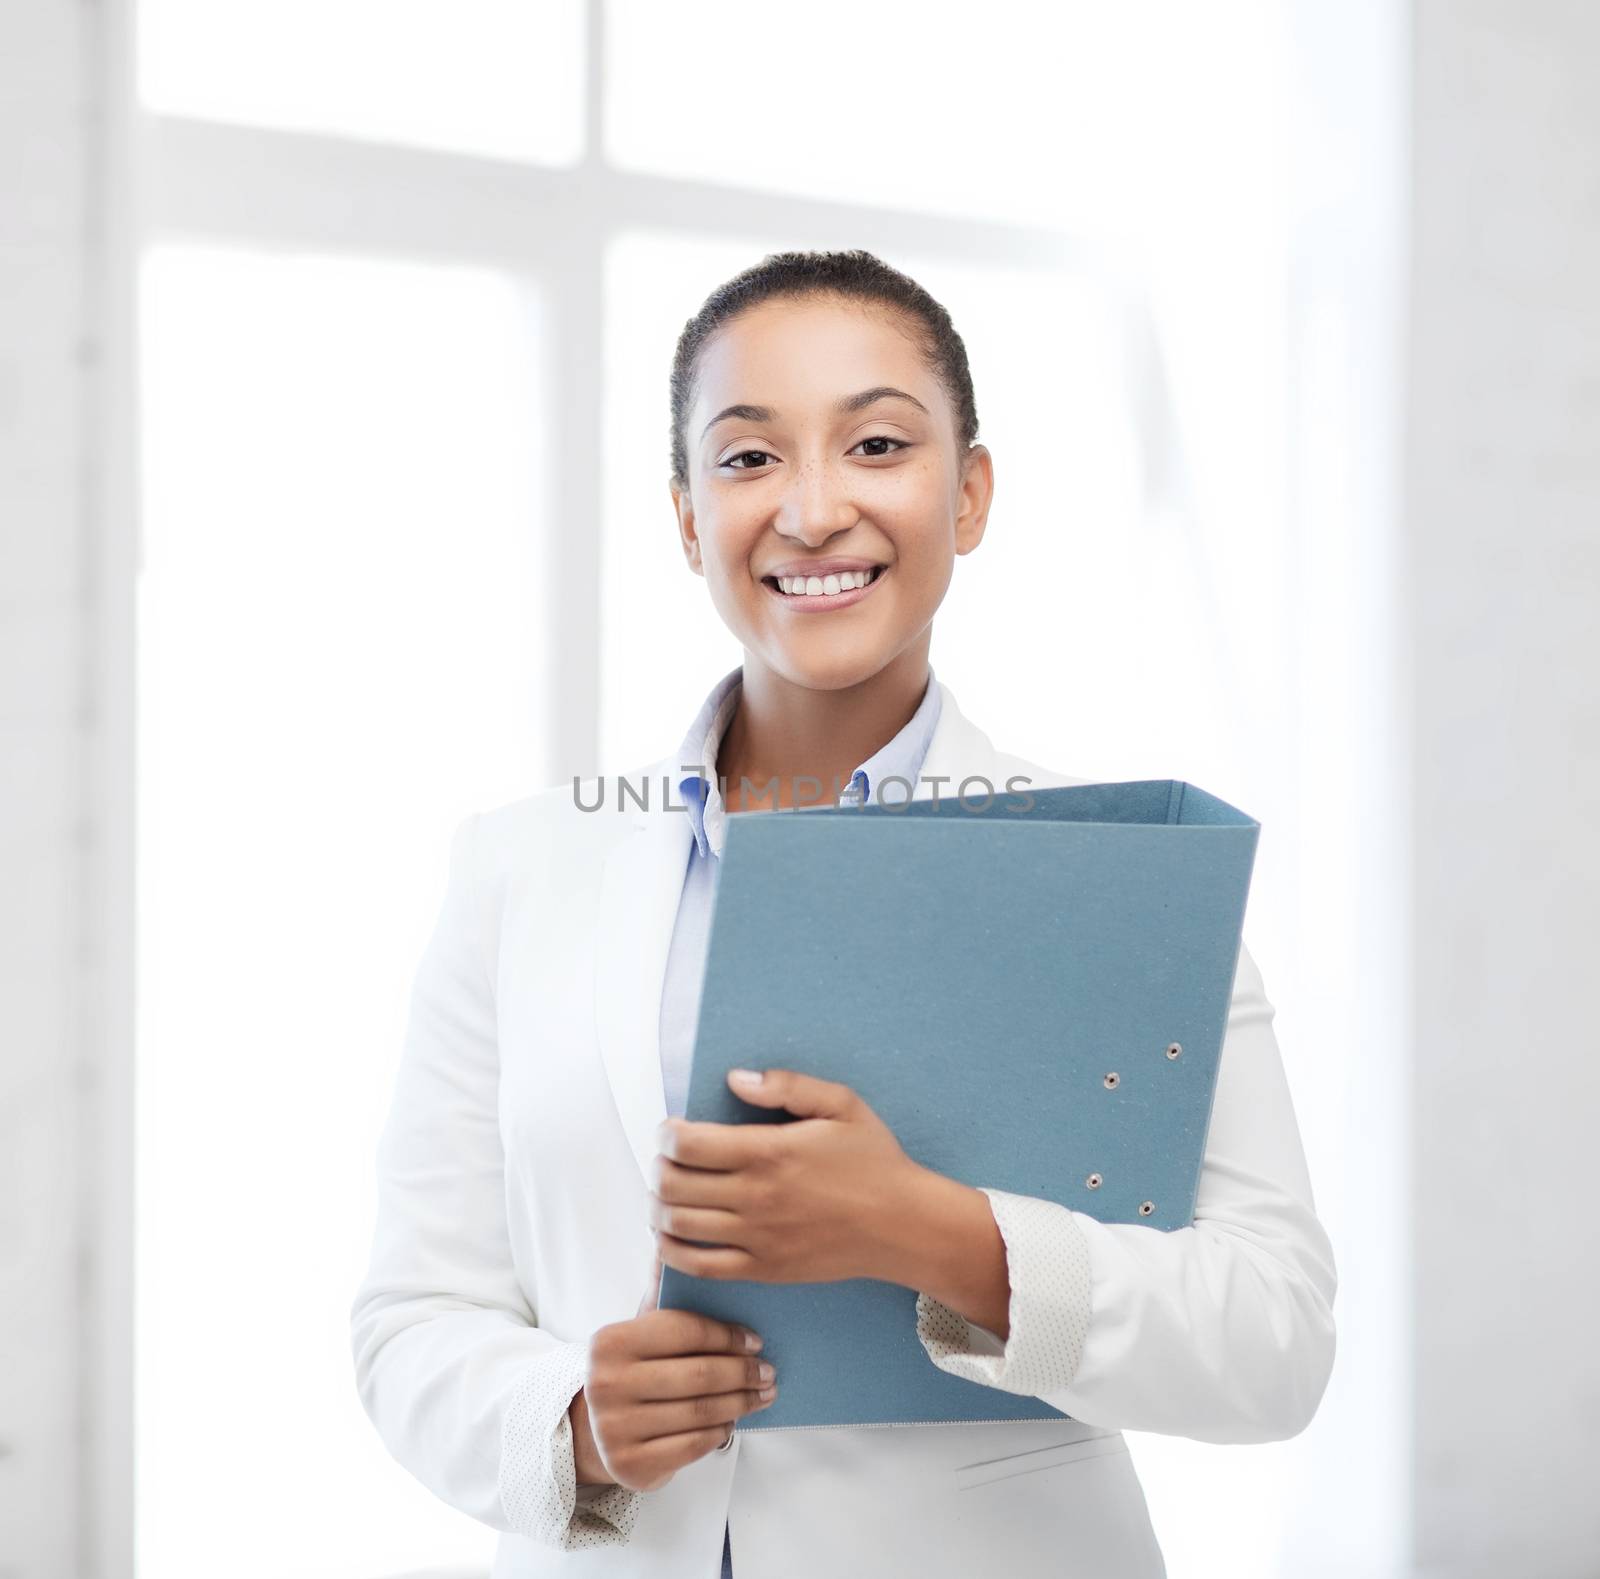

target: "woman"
[349,250,1338,1579]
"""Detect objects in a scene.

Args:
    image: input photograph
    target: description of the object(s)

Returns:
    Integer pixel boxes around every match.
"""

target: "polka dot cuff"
[499,1339,640,1548]
[915,1187,1093,1398]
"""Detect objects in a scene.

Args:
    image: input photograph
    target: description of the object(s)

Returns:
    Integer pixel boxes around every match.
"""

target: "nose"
[775,457,858,546]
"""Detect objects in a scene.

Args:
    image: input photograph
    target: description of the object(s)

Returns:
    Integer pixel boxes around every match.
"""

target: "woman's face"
[671,294,992,693]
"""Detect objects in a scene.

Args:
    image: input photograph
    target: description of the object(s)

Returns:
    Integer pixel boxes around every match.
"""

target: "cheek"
[885,522,956,592]
[884,455,950,509]
[703,550,762,608]
[696,510,763,582]
[696,542,766,635]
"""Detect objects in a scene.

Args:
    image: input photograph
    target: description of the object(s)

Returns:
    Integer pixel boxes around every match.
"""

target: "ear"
[670,478,705,575]
[954,443,993,557]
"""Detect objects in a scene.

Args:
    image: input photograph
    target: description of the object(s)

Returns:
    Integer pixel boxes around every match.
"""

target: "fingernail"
[757,1361,775,1383]
[729,1068,762,1087]
[743,1330,763,1351]
[757,1383,777,1402]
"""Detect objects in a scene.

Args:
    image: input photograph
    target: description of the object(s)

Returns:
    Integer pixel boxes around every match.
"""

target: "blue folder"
[658,779,1260,1429]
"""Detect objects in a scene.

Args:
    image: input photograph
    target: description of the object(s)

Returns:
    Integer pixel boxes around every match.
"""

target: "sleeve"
[348,811,642,1546]
[914,941,1338,1445]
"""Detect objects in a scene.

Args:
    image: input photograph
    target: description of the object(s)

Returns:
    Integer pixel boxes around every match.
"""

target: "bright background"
[8,1,1599,1576]
[127,4,1401,1575]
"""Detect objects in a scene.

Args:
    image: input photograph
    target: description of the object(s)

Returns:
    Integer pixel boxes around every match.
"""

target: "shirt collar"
[675,664,943,859]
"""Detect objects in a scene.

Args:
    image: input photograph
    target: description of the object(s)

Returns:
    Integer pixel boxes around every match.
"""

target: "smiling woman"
[348,249,1337,1579]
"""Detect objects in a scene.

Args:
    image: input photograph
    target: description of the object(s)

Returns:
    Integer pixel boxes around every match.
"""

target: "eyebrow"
[700,385,931,443]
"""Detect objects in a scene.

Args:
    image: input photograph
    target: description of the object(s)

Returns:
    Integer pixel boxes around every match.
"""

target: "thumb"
[727,1067,858,1121]
[636,1250,663,1317]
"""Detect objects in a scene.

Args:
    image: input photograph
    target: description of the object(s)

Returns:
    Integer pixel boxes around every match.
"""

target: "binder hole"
[1139,1201,1155,1216]
[1166,1042,1182,1060]
[1086,1173,1102,1189]
[1103,1072,1119,1089]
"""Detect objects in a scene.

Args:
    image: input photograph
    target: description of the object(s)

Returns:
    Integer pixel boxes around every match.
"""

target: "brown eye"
[724,450,776,470]
[851,435,909,458]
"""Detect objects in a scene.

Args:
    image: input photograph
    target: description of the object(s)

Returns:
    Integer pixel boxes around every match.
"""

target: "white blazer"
[350,679,1337,1579]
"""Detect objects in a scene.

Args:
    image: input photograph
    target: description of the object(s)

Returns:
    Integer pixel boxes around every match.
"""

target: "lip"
[762,555,885,580]
[761,563,889,614]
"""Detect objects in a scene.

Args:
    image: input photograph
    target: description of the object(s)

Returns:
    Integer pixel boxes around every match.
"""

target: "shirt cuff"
[914,1186,1093,1398]
[500,1339,642,1548]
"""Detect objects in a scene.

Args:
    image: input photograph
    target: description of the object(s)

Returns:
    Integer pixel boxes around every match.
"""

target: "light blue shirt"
[658,663,944,1123]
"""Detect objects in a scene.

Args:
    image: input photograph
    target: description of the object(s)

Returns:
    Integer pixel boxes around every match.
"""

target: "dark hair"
[668,248,979,491]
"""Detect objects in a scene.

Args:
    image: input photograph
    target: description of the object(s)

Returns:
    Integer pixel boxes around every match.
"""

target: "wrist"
[869,1163,965,1289]
[568,1387,616,1488]
[876,1168,1012,1341]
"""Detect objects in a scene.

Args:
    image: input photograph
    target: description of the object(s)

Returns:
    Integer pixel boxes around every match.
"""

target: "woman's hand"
[570,1254,777,1493]
[648,1068,927,1285]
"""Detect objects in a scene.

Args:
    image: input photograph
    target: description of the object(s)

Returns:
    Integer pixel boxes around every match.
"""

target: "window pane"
[136,245,547,1578]
[139,0,584,166]
[604,0,1278,236]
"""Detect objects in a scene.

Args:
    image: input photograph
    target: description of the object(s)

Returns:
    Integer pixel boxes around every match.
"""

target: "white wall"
[1407,2,1600,1575]
[0,1,134,1574]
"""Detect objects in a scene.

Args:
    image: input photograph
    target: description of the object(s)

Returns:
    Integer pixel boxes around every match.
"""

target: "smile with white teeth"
[769,566,884,597]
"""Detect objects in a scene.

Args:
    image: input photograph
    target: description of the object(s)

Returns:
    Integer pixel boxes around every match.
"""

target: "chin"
[761,639,908,694]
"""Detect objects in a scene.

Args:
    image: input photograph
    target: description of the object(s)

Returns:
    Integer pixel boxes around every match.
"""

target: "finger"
[629,1382,778,1442]
[647,1196,748,1248]
[656,1229,760,1281]
[728,1067,860,1121]
[621,1413,767,1483]
[625,1350,773,1403]
[650,1155,744,1210]
[628,1307,763,1360]
[655,1115,777,1172]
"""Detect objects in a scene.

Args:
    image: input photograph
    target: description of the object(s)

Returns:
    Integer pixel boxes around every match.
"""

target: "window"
[133,3,1398,1572]
[136,245,546,1575]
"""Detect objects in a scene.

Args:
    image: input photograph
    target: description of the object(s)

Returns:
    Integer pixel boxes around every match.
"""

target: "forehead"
[694,295,936,416]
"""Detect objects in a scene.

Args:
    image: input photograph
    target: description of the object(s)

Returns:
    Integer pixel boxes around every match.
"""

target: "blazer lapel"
[590,679,1004,1191]
[593,752,693,1187]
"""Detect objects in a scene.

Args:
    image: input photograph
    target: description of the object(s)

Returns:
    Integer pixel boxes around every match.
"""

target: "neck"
[717,643,932,812]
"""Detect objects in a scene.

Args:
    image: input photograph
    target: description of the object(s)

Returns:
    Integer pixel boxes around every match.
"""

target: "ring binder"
[659,778,1261,1429]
